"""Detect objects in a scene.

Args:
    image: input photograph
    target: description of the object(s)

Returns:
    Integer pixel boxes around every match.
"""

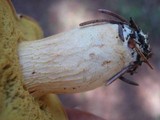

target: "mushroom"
[1,0,152,120]
[0,0,67,120]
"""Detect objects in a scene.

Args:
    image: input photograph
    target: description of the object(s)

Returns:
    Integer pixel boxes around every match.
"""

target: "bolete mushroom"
[1,0,152,120]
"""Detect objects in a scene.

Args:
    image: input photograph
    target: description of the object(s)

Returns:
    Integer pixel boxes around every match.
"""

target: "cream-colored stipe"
[19,24,133,97]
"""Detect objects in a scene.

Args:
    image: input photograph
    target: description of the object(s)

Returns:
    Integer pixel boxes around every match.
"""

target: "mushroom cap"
[0,0,67,120]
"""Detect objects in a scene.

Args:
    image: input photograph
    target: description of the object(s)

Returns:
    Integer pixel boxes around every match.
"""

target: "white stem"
[18,24,133,97]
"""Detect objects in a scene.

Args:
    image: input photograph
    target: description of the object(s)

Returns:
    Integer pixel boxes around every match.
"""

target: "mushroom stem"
[18,24,133,97]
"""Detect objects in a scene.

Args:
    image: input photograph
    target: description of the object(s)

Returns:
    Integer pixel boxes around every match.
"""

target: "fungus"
[0,0,152,120]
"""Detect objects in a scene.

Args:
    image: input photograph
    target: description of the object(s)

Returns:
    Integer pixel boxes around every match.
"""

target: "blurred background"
[12,0,160,120]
